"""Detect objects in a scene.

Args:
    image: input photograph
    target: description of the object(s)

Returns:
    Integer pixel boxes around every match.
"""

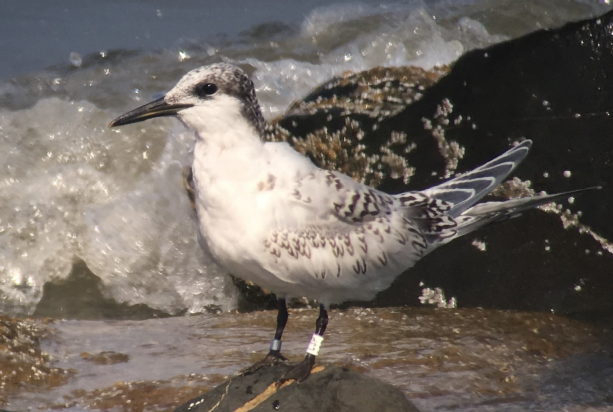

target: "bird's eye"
[196,83,218,97]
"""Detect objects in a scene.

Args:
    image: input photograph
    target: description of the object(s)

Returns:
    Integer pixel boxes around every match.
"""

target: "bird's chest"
[190,143,281,261]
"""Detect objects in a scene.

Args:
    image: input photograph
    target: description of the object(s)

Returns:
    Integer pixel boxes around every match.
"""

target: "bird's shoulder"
[292,169,401,224]
[260,141,456,234]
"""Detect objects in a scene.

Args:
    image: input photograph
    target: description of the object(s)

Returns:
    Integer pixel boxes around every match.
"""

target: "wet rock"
[230,276,278,312]
[0,317,73,405]
[174,363,419,412]
[79,350,130,365]
[44,373,221,411]
[267,11,613,323]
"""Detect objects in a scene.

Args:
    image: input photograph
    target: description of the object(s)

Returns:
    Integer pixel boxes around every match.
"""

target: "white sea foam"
[247,5,507,118]
[0,98,236,315]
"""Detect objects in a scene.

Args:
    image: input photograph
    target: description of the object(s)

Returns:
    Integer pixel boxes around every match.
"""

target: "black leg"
[314,303,328,335]
[243,298,289,375]
[279,304,328,383]
[271,298,288,356]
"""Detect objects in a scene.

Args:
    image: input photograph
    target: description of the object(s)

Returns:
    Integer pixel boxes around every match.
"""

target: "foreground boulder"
[174,363,419,412]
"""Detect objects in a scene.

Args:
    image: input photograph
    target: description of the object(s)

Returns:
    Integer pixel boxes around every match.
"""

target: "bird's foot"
[278,354,315,384]
[243,350,288,375]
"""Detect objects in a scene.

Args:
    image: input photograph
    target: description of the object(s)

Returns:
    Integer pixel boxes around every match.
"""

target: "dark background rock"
[274,10,613,323]
[174,363,419,412]
[33,259,175,320]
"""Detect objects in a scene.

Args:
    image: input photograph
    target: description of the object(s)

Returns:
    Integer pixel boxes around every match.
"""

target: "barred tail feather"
[422,140,532,217]
[399,139,599,247]
[448,187,600,241]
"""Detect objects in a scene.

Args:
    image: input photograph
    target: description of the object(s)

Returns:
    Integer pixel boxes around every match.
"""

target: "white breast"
[191,137,320,293]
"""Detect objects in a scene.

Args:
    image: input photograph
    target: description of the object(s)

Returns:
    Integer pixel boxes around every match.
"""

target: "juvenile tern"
[109,63,594,382]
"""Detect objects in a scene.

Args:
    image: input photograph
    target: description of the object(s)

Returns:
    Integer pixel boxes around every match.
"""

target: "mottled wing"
[394,191,458,244]
[261,169,427,303]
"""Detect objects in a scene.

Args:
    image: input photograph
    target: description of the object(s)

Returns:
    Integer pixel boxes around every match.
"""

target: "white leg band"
[305,334,324,356]
[270,339,282,351]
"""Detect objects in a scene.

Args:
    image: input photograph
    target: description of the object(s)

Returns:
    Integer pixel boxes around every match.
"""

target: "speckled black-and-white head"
[109,63,266,138]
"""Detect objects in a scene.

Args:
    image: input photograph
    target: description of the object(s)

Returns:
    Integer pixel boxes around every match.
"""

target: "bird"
[109,62,595,383]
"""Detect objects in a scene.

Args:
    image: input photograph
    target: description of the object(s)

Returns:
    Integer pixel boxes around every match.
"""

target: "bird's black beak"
[108,97,193,127]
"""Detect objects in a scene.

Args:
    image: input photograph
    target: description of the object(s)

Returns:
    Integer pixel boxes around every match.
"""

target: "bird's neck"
[178,97,264,151]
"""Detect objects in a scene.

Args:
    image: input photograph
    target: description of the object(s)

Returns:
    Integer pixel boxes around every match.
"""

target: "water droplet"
[69,52,82,67]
